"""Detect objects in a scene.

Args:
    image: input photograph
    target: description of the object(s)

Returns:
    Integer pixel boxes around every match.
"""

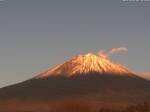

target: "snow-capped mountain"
[0,52,150,111]
[0,53,150,112]
[35,53,132,79]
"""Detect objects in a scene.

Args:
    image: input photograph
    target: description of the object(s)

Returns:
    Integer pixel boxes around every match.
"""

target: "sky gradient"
[0,0,150,87]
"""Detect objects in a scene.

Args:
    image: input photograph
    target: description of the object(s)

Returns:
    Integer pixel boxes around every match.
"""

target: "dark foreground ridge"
[0,72,150,100]
[0,72,150,111]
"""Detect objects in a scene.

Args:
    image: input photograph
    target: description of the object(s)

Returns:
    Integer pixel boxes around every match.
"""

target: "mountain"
[139,73,150,80]
[35,53,131,79]
[0,53,150,111]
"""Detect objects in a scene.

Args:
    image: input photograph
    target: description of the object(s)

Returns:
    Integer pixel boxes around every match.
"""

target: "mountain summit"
[35,53,132,79]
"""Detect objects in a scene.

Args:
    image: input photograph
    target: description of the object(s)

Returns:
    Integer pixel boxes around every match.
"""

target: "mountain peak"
[35,53,132,79]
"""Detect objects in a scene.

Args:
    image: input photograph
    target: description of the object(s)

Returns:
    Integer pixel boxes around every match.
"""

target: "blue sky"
[0,0,150,87]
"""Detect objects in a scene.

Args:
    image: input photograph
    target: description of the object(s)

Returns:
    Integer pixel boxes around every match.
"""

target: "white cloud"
[98,47,128,58]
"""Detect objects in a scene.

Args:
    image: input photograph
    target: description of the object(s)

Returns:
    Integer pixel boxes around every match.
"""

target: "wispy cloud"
[98,47,128,58]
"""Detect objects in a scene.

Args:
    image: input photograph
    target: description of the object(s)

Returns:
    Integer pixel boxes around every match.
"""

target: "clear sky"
[0,0,150,87]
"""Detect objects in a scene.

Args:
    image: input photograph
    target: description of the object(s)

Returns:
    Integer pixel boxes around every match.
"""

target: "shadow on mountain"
[0,72,150,102]
[0,72,150,111]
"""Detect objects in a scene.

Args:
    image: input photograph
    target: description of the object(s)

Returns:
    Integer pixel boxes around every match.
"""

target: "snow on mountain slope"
[35,53,133,79]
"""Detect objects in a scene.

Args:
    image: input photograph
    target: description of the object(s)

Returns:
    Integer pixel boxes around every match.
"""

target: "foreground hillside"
[0,99,150,112]
[0,73,150,112]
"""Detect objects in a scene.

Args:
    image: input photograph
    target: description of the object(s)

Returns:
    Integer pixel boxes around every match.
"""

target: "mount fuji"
[0,53,150,111]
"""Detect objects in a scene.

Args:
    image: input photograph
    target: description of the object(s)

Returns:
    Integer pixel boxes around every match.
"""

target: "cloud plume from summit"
[98,47,128,58]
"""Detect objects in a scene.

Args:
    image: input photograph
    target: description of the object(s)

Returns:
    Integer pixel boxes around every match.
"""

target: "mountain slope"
[35,53,132,79]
